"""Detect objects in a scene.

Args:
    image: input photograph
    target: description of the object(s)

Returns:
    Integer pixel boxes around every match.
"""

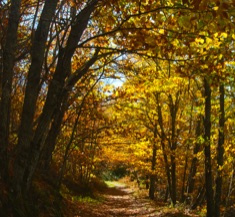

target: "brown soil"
[63,182,199,217]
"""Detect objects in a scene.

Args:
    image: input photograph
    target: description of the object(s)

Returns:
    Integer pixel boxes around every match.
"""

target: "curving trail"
[97,184,157,217]
[70,182,198,217]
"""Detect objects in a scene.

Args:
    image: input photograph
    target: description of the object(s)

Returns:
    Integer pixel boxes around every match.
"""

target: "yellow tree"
[108,55,194,203]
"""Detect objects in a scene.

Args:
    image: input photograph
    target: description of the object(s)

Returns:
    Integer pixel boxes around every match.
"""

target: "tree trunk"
[215,84,225,217]
[161,140,172,200]
[181,93,196,203]
[181,144,188,203]
[168,94,179,206]
[12,0,59,197]
[204,78,214,217]
[155,93,173,202]
[40,93,69,171]
[25,49,100,191]
[40,62,102,173]
[0,0,21,179]
[149,131,157,200]
[224,161,235,215]
[191,185,206,210]
[170,153,177,205]
[187,116,202,196]
[164,186,169,202]
[57,94,85,189]
[14,0,98,194]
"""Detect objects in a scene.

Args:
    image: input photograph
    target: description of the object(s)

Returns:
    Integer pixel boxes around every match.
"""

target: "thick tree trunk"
[40,57,102,172]
[0,0,21,179]
[12,0,59,196]
[14,0,98,194]
[204,78,214,217]
[215,84,225,217]
[40,94,68,171]
[24,47,99,191]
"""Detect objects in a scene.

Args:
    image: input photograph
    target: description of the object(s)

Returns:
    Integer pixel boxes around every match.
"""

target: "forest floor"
[62,180,201,217]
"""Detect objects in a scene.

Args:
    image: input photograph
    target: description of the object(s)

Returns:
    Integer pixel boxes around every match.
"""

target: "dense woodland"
[1,0,235,216]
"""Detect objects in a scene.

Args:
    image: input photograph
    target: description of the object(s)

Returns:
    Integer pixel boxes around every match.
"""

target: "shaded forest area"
[1,0,235,216]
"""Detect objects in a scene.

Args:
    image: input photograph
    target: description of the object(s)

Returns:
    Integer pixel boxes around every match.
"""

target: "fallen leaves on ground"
[63,181,200,217]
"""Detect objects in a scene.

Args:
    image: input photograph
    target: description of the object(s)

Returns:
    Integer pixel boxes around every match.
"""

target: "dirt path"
[96,183,157,217]
[72,182,158,217]
[66,182,198,217]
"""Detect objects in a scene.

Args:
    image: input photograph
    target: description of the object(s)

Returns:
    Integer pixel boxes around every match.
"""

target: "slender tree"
[204,78,214,217]
[215,84,225,217]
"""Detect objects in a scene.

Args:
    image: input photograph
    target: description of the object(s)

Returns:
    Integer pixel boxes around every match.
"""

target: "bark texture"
[0,0,21,179]
[215,84,225,217]
[23,0,99,192]
[12,0,60,196]
[204,78,214,217]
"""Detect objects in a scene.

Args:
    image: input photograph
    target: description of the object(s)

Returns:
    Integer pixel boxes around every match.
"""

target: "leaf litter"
[63,181,199,217]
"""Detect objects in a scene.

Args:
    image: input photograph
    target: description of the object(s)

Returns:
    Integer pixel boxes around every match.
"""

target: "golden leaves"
[159,29,165,35]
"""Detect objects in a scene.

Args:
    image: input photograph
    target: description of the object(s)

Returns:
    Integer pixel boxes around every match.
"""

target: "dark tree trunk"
[168,94,179,205]
[181,102,193,203]
[39,94,68,171]
[25,48,100,190]
[204,78,214,217]
[13,0,98,194]
[149,131,157,200]
[56,71,103,188]
[155,93,173,202]
[0,0,21,179]
[191,185,206,210]
[224,161,235,215]
[11,0,59,197]
[161,140,172,200]
[164,186,169,202]
[170,154,177,205]
[214,84,225,217]
[181,144,188,203]
[187,116,202,196]
[40,56,102,173]
[149,170,156,200]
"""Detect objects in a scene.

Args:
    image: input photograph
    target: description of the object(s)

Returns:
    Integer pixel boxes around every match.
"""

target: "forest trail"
[90,182,157,217]
[65,181,198,217]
